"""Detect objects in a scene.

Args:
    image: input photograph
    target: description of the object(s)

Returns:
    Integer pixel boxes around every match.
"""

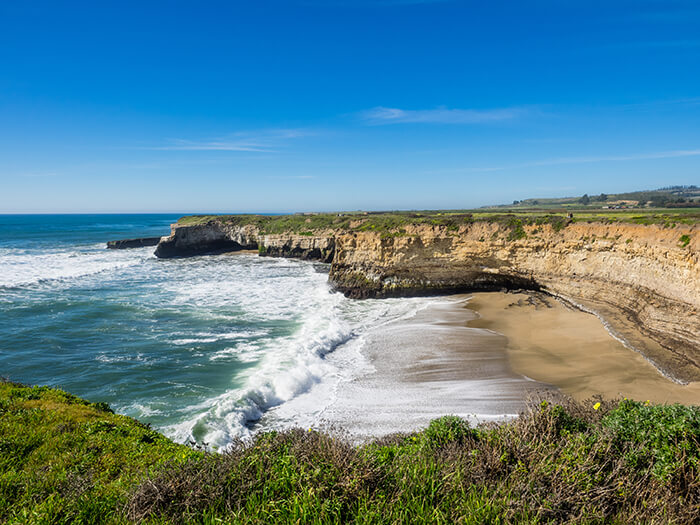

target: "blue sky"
[1,0,699,213]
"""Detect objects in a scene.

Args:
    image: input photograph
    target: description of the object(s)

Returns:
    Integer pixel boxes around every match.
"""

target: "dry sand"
[467,292,700,405]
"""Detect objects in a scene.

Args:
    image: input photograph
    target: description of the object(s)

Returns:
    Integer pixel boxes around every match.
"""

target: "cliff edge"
[154,214,699,383]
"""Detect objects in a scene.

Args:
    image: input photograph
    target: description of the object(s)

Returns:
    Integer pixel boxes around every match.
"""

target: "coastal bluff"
[154,214,699,383]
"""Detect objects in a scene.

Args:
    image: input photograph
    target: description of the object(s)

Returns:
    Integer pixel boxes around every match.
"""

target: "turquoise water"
[0,215,429,448]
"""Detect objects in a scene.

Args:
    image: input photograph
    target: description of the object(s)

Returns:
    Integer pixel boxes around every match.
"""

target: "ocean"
[0,214,434,449]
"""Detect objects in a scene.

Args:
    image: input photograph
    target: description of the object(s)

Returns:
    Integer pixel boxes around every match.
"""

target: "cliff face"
[330,222,699,382]
[155,219,699,382]
[155,220,335,262]
[154,223,255,257]
[258,233,335,262]
[107,237,161,249]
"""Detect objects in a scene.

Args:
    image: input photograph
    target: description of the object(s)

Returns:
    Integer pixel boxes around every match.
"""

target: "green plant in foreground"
[0,380,201,524]
[679,234,691,247]
[2,380,699,524]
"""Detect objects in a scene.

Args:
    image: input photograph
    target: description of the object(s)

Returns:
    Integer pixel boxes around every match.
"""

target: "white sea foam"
[165,281,352,446]
[209,342,263,362]
[95,352,150,364]
[172,330,268,346]
[161,259,436,449]
[0,245,149,289]
[1,230,442,450]
[128,403,163,417]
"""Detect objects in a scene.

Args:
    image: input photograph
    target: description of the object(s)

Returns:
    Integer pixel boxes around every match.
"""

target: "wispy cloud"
[152,129,310,152]
[358,106,528,125]
[435,148,700,174]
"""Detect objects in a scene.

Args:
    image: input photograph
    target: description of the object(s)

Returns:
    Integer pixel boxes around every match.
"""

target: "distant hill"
[487,185,700,210]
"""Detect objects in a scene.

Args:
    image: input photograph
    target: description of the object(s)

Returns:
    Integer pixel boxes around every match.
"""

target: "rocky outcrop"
[154,218,699,382]
[154,219,335,262]
[107,237,161,249]
[258,234,335,263]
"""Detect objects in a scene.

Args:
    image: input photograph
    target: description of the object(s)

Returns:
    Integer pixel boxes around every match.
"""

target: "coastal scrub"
[1,380,698,524]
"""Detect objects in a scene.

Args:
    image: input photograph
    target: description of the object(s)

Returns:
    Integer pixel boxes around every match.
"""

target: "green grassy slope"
[1,379,699,523]
[0,380,201,524]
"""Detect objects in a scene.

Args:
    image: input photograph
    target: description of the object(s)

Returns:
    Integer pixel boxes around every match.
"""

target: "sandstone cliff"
[155,217,699,383]
[107,237,161,249]
[155,219,335,262]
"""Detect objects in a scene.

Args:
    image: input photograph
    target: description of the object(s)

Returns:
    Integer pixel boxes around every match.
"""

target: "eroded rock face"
[154,219,699,382]
[107,237,161,249]
[154,223,248,257]
[258,234,335,263]
[329,222,699,382]
[154,220,335,262]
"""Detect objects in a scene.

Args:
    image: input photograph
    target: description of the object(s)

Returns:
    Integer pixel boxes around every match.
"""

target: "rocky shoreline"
[149,215,699,383]
[106,237,161,249]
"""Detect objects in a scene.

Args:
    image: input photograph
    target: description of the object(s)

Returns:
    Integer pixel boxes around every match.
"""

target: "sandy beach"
[320,291,699,439]
[468,291,700,405]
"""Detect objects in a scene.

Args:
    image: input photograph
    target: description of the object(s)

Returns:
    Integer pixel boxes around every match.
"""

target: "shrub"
[3,380,699,524]
[421,415,479,448]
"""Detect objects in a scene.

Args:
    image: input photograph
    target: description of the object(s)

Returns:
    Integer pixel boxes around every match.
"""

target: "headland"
[153,210,699,385]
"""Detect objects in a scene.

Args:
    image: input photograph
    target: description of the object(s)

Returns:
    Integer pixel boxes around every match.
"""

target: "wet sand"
[468,292,700,405]
[320,297,557,439]
[321,292,698,439]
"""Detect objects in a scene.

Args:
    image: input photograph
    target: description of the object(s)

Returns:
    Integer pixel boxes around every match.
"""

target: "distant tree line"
[578,194,608,205]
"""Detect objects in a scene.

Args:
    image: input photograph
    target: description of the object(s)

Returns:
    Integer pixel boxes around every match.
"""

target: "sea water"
[0,215,432,449]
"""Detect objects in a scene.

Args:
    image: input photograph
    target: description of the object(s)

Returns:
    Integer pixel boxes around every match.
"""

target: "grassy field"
[1,379,699,523]
[491,186,700,210]
[176,207,700,235]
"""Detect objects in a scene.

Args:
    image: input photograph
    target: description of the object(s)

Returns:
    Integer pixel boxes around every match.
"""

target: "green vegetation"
[680,234,691,247]
[506,218,527,241]
[0,379,201,524]
[175,187,700,237]
[176,207,699,239]
[493,185,700,211]
[2,379,699,523]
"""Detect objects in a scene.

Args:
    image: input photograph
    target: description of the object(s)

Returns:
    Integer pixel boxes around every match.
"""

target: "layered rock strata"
[155,218,699,383]
[106,237,161,249]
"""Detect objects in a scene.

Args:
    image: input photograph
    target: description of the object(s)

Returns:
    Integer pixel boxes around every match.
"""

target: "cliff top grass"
[2,378,699,523]
[0,379,201,523]
[177,207,700,234]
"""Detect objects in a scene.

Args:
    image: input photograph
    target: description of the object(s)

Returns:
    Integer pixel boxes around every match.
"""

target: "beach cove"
[2,213,697,448]
[317,291,699,439]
